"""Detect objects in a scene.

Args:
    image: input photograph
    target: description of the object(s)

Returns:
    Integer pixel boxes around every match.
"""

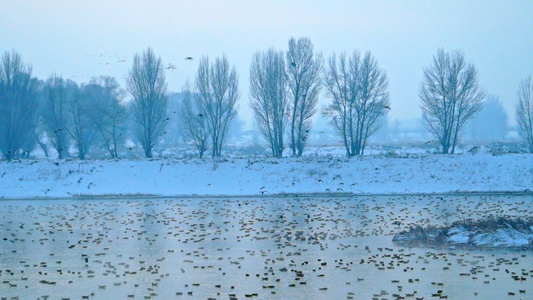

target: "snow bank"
[471,228,532,248]
[0,153,531,199]
[393,218,533,249]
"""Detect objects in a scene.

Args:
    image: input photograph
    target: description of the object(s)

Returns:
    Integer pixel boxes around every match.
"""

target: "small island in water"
[393,217,533,250]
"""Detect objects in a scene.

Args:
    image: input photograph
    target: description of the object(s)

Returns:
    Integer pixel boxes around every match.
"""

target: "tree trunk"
[145,149,152,158]
[35,138,48,157]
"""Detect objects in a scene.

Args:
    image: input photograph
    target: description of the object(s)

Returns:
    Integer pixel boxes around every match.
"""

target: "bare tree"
[250,48,288,157]
[516,76,533,153]
[66,83,99,159]
[195,55,239,157]
[420,49,485,154]
[178,83,209,158]
[85,77,128,158]
[323,51,390,156]
[0,50,39,160]
[286,37,323,156]
[126,48,168,158]
[42,75,71,159]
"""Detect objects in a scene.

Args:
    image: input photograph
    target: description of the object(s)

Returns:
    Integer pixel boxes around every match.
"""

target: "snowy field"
[0,153,531,199]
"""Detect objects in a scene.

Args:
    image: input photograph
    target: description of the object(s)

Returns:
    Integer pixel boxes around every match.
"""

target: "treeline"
[1,38,532,160]
[0,52,128,161]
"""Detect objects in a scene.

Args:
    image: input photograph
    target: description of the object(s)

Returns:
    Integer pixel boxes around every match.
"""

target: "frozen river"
[0,194,531,299]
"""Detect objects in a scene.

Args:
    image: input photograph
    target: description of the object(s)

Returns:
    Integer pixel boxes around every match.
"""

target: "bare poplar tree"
[126,48,168,158]
[178,84,209,158]
[323,51,390,156]
[85,77,128,158]
[286,37,323,156]
[67,83,99,159]
[250,48,288,157]
[420,49,485,154]
[0,51,39,160]
[516,76,533,153]
[195,55,239,157]
[42,75,71,159]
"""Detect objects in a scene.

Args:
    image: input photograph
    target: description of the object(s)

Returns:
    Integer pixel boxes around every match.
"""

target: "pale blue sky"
[2,0,532,125]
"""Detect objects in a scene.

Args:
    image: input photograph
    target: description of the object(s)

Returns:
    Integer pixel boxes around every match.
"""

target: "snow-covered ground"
[393,218,533,249]
[0,153,531,199]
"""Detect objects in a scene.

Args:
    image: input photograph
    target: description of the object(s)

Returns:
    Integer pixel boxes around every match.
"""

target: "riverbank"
[0,153,531,199]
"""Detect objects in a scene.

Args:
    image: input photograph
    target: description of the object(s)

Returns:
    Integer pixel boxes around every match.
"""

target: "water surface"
[0,195,531,299]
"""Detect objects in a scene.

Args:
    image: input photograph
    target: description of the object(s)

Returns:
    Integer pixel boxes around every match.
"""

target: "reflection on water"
[0,195,531,299]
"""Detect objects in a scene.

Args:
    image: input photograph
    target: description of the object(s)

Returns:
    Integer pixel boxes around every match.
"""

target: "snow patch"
[394,218,533,250]
[446,227,470,244]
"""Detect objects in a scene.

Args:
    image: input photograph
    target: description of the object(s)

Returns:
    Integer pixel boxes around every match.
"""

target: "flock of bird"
[69,52,194,80]
[0,194,531,299]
